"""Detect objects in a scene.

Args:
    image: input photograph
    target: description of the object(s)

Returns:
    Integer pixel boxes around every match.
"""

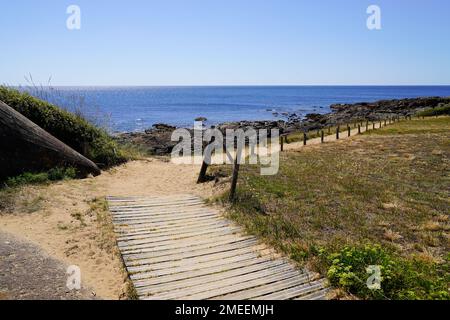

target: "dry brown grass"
[213,117,449,299]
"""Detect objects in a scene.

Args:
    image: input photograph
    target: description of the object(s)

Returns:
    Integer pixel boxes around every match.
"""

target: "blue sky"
[1,0,449,86]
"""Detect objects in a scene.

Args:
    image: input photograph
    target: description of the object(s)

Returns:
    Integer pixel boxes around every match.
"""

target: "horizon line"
[6,84,450,88]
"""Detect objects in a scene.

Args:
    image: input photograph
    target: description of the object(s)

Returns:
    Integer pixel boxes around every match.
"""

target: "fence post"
[358,124,361,134]
[280,136,284,152]
[197,138,216,183]
[384,119,387,126]
[321,130,324,143]
[328,126,331,135]
[229,146,243,202]
[347,125,351,137]
[336,126,340,140]
[303,132,307,146]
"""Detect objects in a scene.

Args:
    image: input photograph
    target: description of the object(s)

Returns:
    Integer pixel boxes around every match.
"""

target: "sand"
[0,158,222,299]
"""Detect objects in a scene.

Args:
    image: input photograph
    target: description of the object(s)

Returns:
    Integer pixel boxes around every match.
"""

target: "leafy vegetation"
[0,86,127,168]
[4,167,77,188]
[417,103,450,117]
[319,245,449,300]
[212,117,450,300]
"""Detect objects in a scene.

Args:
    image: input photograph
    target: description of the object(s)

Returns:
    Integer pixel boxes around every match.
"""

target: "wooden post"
[347,125,351,137]
[197,138,216,183]
[303,132,307,146]
[358,124,361,134]
[229,146,242,202]
[384,119,387,126]
[336,126,340,140]
[321,130,324,143]
[328,126,331,135]
[280,136,284,152]
[197,160,209,184]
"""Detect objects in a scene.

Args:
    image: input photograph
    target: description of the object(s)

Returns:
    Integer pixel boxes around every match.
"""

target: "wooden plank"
[113,215,225,233]
[118,227,241,250]
[128,249,273,276]
[113,211,218,226]
[109,200,205,211]
[154,268,303,300]
[107,195,196,202]
[121,234,254,255]
[294,288,330,300]
[118,224,239,244]
[117,220,232,240]
[133,256,280,288]
[124,238,259,264]
[135,259,287,295]
[112,210,215,222]
[124,237,256,261]
[127,244,269,271]
[130,252,275,280]
[146,264,299,300]
[108,195,327,300]
[255,279,327,300]
[214,272,313,300]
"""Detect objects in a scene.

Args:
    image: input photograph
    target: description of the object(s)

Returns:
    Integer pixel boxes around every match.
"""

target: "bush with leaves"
[319,245,449,300]
[0,86,126,168]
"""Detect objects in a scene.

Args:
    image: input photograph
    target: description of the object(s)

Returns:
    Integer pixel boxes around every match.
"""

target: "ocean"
[26,86,450,133]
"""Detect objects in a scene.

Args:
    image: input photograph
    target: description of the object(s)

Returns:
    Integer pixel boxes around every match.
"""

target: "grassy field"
[213,117,449,299]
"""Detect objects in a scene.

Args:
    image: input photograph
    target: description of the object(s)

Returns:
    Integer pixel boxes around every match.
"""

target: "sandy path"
[0,121,388,300]
[0,159,220,299]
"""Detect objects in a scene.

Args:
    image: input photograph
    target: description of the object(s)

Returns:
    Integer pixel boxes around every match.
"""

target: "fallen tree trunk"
[0,100,101,180]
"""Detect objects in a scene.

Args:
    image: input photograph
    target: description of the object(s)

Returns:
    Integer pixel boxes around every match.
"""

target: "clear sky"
[1,0,449,86]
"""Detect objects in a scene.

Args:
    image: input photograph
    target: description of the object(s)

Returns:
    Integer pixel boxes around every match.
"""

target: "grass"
[212,117,450,300]
[0,168,76,213]
[417,104,450,117]
[0,86,127,168]
[87,197,138,300]
[3,167,77,188]
[286,122,367,143]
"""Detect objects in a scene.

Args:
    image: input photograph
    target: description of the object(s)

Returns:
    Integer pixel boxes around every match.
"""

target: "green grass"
[4,167,77,188]
[0,86,127,168]
[212,117,450,300]
[417,104,450,117]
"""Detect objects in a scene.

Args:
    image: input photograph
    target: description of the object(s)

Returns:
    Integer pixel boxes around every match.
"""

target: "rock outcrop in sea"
[115,96,450,155]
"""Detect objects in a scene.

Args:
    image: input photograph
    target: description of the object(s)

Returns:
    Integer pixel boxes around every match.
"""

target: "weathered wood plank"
[108,195,328,300]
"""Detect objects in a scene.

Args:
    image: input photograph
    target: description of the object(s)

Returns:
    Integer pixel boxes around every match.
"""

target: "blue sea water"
[28,86,450,133]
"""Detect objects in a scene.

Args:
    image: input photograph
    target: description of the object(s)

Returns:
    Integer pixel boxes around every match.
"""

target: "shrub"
[319,245,449,300]
[5,167,77,187]
[0,86,127,168]
[417,104,450,117]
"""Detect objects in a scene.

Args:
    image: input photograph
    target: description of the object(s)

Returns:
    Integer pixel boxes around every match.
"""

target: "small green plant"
[4,167,77,187]
[319,245,449,300]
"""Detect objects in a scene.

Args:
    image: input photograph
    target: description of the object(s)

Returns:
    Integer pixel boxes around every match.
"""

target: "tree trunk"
[0,101,101,179]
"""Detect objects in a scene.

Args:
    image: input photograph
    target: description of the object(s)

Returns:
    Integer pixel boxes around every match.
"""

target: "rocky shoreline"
[115,96,450,155]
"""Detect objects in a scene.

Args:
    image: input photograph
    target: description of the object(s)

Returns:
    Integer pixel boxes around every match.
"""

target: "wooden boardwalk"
[107,194,328,300]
